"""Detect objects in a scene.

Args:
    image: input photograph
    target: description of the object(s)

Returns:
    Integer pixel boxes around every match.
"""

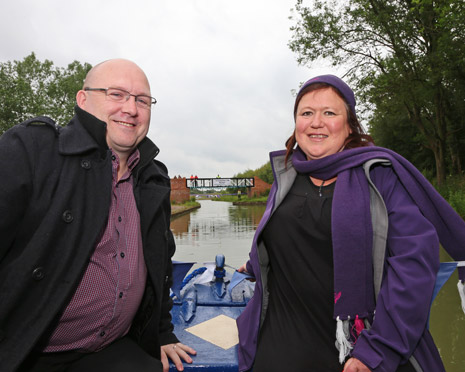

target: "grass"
[171,199,200,207]
[170,198,201,217]
[212,195,268,203]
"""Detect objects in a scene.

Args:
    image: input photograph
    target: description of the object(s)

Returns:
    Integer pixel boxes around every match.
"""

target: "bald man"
[0,59,195,372]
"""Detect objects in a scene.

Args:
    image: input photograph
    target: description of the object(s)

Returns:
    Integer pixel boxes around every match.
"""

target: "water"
[171,200,465,371]
[171,200,265,269]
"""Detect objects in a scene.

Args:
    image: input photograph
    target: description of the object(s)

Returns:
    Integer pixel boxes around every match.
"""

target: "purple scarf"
[292,146,465,319]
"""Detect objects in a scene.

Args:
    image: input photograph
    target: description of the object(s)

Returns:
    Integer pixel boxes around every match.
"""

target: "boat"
[168,255,465,371]
[169,254,254,371]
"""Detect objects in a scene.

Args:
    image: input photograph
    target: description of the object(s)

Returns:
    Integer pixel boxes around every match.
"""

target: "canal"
[171,200,465,371]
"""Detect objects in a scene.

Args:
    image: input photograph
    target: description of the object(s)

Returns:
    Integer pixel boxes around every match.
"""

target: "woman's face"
[295,87,352,160]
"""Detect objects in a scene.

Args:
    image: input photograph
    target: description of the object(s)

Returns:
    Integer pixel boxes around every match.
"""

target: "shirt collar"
[110,149,141,181]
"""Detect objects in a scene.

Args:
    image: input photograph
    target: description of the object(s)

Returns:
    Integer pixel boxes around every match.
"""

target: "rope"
[179,267,207,292]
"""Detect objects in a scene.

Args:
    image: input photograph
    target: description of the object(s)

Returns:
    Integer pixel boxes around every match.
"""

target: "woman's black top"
[252,173,415,372]
[253,173,340,371]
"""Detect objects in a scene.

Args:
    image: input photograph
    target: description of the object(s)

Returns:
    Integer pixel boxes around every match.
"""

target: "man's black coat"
[0,106,178,372]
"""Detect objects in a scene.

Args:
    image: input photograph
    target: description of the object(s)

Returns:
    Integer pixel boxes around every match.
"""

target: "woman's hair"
[285,83,373,163]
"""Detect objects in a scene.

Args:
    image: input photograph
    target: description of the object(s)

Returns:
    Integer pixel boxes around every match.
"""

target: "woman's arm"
[351,166,439,371]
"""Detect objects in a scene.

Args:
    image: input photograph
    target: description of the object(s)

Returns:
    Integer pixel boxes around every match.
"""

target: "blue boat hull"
[168,256,253,371]
[169,304,244,371]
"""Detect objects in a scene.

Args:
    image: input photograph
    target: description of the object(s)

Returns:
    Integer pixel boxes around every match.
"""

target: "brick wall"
[247,176,272,198]
[170,177,190,203]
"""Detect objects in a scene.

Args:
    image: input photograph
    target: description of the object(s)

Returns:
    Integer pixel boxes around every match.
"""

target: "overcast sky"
[1,0,342,178]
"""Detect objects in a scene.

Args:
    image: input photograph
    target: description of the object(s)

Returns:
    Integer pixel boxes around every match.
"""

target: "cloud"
[0,0,341,177]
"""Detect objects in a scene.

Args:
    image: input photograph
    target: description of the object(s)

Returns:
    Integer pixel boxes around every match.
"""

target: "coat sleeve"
[157,177,180,346]
[351,166,440,372]
[0,125,34,260]
[158,230,179,345]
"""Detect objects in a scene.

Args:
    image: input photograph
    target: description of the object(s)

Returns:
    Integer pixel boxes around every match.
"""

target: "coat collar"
[59,105,160,168]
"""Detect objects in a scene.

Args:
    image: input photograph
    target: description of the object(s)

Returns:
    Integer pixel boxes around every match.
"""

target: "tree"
[235,161,273,185]
[289,0,465,184]
[0,53,92,134]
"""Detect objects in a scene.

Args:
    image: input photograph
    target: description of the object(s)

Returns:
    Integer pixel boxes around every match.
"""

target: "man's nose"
[122,96,138,115]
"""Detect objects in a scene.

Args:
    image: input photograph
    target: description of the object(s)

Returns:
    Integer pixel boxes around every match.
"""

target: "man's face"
[77,60,152,160]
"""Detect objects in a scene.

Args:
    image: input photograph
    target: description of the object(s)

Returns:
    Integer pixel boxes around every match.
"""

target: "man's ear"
[76,90,87,109]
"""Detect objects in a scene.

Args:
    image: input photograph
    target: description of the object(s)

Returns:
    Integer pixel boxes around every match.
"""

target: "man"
[0,59,195,372]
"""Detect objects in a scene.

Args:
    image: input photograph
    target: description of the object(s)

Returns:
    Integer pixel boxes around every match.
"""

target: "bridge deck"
[186,178,254,188]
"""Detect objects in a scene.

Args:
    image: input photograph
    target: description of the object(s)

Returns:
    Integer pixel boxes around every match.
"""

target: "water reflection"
[170,199,464,371]
[171,200,265,269]
[170,212,191,237]
[228,203,265,234]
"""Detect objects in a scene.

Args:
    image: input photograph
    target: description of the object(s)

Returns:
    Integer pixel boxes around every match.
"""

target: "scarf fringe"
[335,316,353,364]
[458,280,465,314]
[353,315,365,337]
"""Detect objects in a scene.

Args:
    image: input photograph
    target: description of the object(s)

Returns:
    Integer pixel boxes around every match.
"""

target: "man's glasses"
[84,87,157,110]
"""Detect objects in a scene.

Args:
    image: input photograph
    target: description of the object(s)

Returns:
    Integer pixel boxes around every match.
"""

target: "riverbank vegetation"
[433,175,465,218]
[192,189,269,204]
[234,162,273,185]
[171,198,201,218]
[213,194,268,204]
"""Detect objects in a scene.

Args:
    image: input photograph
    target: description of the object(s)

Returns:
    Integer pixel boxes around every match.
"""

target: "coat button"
[32,267,45,281]
[81,159,91,169]
[62,210,73,223]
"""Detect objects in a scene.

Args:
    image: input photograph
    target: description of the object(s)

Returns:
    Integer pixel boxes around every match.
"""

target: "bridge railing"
[186,177,254,189]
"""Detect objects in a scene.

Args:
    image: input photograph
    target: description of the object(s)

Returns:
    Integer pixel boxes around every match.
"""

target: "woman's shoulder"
[367,161,399,195]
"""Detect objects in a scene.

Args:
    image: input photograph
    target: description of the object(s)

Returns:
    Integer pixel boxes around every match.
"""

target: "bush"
[434,175,465,219]
[447,191,465,218]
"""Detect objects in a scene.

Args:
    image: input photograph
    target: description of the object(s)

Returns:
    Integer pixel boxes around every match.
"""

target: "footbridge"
[170,176,271,204]
[186,177,254,189]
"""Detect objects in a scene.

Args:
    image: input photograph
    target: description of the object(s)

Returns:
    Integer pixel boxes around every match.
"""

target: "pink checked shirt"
[44,150,147,352]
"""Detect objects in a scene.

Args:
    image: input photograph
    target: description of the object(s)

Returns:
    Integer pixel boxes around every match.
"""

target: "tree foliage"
[0,53,92,134]
[235,161,274,185]
[289,0,465,184]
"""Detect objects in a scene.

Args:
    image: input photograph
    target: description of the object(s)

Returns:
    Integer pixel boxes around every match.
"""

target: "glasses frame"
[84,87,157,109]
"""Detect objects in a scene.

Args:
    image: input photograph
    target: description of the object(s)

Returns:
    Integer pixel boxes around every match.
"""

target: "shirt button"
[112,155,116,161]
[118,216,122,222]
[32,267,45,281]
[62,210,73,223]
[119,292,123,298]
[120,252,125,258]
[80,159,91,169]
[100,331,106,337]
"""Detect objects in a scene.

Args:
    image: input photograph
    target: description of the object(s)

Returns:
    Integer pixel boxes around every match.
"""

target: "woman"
[236,75,465,372]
